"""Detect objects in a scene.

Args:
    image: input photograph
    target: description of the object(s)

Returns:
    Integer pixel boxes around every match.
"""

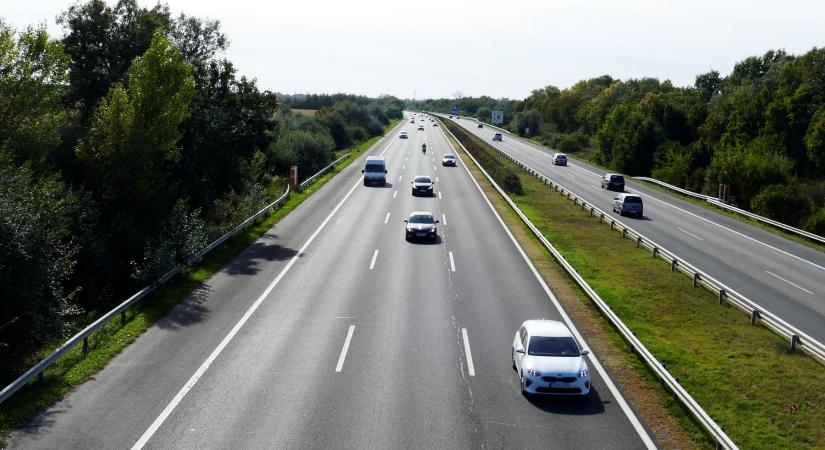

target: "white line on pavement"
[449,251,456,272]
[765,271,814,295]
[335,325,356,372]
[442,213,447,226]
[369,249,379,270]
[384,212,390,224]
[462,328,475,376]
[436,176,439,182]
[393,190,398,199]
[131,161,368,450]
[677,227,703,241]
[398,175,403,181]
[438,191,442,199]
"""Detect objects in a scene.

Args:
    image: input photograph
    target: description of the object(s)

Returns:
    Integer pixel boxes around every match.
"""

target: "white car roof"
[410,210,433,217]
[522,319,571,338]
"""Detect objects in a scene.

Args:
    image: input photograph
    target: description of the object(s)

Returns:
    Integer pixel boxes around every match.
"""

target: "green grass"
[0,120,400,446]
[449,122,825,449]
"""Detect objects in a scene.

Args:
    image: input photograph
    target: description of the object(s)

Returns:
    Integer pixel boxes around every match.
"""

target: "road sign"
[491,110,504,124]
[452,106,460,114]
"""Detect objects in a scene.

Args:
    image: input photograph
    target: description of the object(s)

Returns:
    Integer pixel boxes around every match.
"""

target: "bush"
[557,133,589,153]
[750,183,811,227]
[805,207,825,235]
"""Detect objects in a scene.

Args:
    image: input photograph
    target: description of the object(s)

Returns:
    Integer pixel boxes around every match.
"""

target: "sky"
[4,0,825,100]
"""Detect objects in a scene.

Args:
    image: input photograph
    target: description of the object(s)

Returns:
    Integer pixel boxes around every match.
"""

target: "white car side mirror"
[581,349,590,356]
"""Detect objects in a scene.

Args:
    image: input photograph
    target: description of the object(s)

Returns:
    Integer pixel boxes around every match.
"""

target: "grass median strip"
[443,119,825,450]
[0,120,399,446]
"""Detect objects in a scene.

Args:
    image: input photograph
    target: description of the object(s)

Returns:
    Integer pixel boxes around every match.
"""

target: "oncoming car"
[551,153,567,166]
[492,133,503,142]
[418,125,424,131]
[441,154,457,166]
[512,320,591,396]
[404,211,439,242]
[411,175,435,196]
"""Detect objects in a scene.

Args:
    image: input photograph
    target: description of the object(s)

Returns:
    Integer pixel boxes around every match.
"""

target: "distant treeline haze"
[419,48,825,235]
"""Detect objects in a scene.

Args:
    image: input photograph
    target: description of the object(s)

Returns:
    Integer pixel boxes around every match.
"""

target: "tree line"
[0,0,402,381]
[423,50,825,234]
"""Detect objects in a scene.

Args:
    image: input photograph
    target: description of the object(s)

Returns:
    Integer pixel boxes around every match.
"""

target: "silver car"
[512,320,591,396]
[613,193,643,217]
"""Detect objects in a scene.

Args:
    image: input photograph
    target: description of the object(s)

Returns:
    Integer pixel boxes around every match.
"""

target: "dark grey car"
[411,175,435,196]
[601,173,625,191]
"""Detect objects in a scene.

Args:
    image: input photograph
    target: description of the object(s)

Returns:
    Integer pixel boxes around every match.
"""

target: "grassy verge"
[442,119,825,449]
[518,130,825,253]
[0,120,400,445]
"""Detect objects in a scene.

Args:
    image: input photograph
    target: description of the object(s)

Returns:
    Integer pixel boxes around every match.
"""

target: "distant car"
[418,125,424,131]
[399,131,408,139]
[552,153,567,166]
[448,115,453,118]
[432,123,438,127]
[613,193,643,217]
[492,133,503,142]
[411,175,435,196]
[442,154,457,166]
[477,123,483,128]
[512,320,591,396]
[404,211,439,242]
[601,173,625,191]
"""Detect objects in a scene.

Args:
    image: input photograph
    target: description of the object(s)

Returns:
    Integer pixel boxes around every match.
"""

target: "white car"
[399,131,408,139]
[512,320,591,396]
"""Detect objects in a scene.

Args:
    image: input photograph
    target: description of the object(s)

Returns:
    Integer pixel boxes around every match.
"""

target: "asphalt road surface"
[9,114,653,449]
[446,115,825,346]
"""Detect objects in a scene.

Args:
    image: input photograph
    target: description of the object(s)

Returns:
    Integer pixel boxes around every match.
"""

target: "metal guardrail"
[634,177,825,246]
[0,182,297,405]
[440,117,825,368]
[299,152,351,191]
[439,118,738,449]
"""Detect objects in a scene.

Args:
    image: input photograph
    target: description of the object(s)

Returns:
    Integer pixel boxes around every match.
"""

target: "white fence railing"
[439,117,738,449]
[634,177,825,246]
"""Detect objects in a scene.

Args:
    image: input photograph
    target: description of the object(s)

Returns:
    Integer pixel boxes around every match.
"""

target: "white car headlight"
[578,368,589,378]
[527,368,540,377]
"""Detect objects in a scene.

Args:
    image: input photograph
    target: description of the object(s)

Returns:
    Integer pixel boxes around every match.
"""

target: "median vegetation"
[444,118,825,449]
[421,48,825,236]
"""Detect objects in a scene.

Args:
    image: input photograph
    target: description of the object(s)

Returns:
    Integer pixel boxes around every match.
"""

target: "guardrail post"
[622,228,627,238]
[671,259,677,272]
[652,247,658,258]
[693,273,700,287]
[719,289,726,305]
[636,237,642,248]
[38,372,44,383]
[82,336,89,353]
[610,220,615,230]
[121,310,127,326]
[790,334,800,352]
[751,309,761,325]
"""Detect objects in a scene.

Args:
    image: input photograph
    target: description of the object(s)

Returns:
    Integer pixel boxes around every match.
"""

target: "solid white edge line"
[335,325,356,373]
[369,249,379,270]
[677,227,704,241]
[132,125,399,450]
[439,122,657,449]
[449,251,456,272]
[384,212,390,224]
[462,328,475,376]
[765,271,815,295]
[626,185,825,273]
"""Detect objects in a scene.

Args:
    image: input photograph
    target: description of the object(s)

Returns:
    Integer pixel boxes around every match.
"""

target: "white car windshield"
[409,215,434,224]
[414,177,432,183]
[528,336,580,357]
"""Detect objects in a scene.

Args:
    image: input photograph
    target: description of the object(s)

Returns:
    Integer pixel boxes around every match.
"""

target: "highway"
[446,116,825,346]
[9,114,653,449]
